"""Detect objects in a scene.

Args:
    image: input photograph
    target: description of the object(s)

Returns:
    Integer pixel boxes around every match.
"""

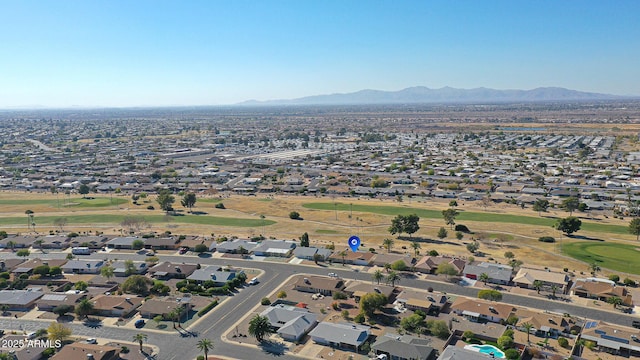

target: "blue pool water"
[464,344,506,358]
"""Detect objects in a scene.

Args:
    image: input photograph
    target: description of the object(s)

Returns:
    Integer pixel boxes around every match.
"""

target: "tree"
[33,265,50,276]
[132,333,147,353]
[338,250,347,265]
[382,238,394,253]
[403,214,420,238]
[132,239,145,250]
[388,215,404,237]
[289,211,301,220]
[629,218,640,241]
[75,281,88,291]
[121,275,153,296]
[299,232,309,247]
[551,284,560,298]
[6,240,15,252]
[554,216,582,236]
[410,241,421,256]
[533,198,549,216]
[590,262,601,274]
[561,197,580,216]
[277,290,287,299]
[372,270,384,285]
[478,289,503,301]
[47,322,71,343]
[25,210,34,231]
[442,208,458,229]
[427,320,450,339]
[522,322,534,343]
[75,298,95,319]
[504,251,515,260]
[359,292,387,317]
[449,200,458,207]
[156,189,175,213]
[390,260,407,271]
[466,241,479,253]
[498,335,514,349]
[124,260,136,276]
[197,339,214,360]
[52,304,75,317]
[194,244,208,253]
[386,271,400,286]
[479,272,490,285]
[437,227,448,239]
[248,315,273,342]
[436,263,458,280]
[455,231,463,240]
[607,296,623,308]
[313,253,323,265]
[16,249,30,258]
[100,265,115,282]
[78,184,90,198]
[533,280,543,294]
[180,192,197,212]
[400,313,425,332]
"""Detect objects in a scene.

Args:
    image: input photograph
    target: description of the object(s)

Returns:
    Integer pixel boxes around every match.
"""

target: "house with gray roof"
[0,289,44,310]
[215,239,258,254]
[293,246,332,261]
[187,266,236,286]
[110,260,147,277]
[260,304,318,342]
[438,345,490,360]
[372,333,437,360]
[252,240,296,257]
[106,237,141,249]
[62,259,105,274]
[308,322,371,351]
[463,262,513,285]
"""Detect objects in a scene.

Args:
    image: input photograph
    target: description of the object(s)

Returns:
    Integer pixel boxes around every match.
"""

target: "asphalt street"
[0,251,637,359]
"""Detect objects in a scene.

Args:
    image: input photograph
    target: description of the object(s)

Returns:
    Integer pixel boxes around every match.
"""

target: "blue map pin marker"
[348,235,361,252]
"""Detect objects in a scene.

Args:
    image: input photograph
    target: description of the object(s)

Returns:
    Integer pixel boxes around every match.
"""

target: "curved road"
[0,251,636,359]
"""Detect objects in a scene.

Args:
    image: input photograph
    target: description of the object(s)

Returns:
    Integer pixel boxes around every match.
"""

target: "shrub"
[289,211,301,220]
[197,300,218,316]
[558,337,569,348]
[504,348,519,360]
[42,348,56,357]
[462,330,475,340]
[260,297,271,305]
[478,289,502,301]
[538,236,556,243]
[215,203,225,209]
[497,335,514,349]
[354,313,365,323]
[197,356,205,360]
[333,291,348,300]
[609,274,620,283]
[624,277,637,286]
[332,302,340,311]
[455,224,470,233]
[147,205,155,210]
[194,244,208,253]
[428,250,439,256]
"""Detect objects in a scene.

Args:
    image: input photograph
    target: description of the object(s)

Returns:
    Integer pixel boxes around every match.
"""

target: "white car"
[86,338,97,344]
[328,272,338,277]
[248,277,259,285]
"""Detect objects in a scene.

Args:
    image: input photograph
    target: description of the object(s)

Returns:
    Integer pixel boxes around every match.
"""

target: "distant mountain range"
[238,86,628,106]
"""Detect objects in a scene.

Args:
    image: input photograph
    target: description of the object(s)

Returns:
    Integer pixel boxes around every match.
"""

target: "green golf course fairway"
[0,197,128,208]
[562,241,640,274]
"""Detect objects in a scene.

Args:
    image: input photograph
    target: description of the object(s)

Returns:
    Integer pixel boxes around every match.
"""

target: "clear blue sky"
[1,0,638,107]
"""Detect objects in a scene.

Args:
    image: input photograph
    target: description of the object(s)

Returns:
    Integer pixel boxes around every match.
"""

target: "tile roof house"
[581,321,640,356]
[308,322,371,351]
[38,235,71,249]
[371,333,437,360]
[514,308,578,338]
[414,256,466,274]
[396,289,449,315]
[144,237,180,250]
[293,276,345,296]
[51,343,120,360]
[260,304,318,342]
[36,293,86,311]
[187,266,236,286]
[371,253,416,268]
[512,267,570,292]
[463,262,513,285]
[0,235,37,249]
[329,250,374,266]
[343,283,395,303]
[138,296,192,319]
[572,279,633,306]
[451,297,516,324]
[148,261,197,279]
[91,294,143,317]
[11,259,68,276]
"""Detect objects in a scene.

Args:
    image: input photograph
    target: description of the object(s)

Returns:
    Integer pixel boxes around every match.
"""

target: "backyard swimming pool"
[463,344,506,358]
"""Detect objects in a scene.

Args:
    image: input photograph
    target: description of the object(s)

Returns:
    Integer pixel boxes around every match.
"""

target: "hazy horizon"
[2,1,639,108]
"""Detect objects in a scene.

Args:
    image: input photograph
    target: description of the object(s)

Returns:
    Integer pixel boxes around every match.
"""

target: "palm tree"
[386,271,400,287]
[590,262,601,274]
[410,241,421,256]
[197,339,214,359]
[522,322,534,343]
[607,296,623,309]
[372,270,384,285]
[533,280,543,294]
[383,263,391,273]
[551,284,560,298]
[25,210,34,231]
[132,333,147,352]
[75,298,94,319]
[382,238,394,253]
[479,272,490,285]
[100,265,115,283]
[168,308,179,328]
[338,250,347,266]
[248,315,273,342]
[34,239,44,252]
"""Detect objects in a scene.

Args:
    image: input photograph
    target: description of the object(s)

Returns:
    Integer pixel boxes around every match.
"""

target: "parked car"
[178,247,189,254]
[135,319,145,328]
[633,320,640,329]
[85,338,97,344]
[248,277,259,285]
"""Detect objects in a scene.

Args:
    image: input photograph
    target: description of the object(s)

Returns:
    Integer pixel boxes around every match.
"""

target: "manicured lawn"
[302,202,628,235]
[0,197,128,208]
[0,214,275,227]
[562,241,640,274]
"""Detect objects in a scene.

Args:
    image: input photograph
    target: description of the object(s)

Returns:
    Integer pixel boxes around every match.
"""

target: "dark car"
[633,320,640,329]
[135,319,145,328]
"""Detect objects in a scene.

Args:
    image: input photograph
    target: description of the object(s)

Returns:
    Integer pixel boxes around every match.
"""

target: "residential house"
[215,239,258,254]
[414,256,466,275]
[293,276,345,296]
[463,262,513,285]
[308,322,371,351]
[344,283,395,303]
[187,266,236,286]
[260,304,318,342]
[106,237,141,249]
[514,308,580,338]
[148,261,198,279]
[0,289,44,310]
[0,258,25,272]
[110,260,147,277]
[91,294,143,317]
[0,235,36,249]
[252,240,297,257]
[437,345,486,360]
[138,296,192,319]
[36,293,86,311]
[329,250,375,266]
[51,343,120,360]
[69,235,109,249]
[62,259,104,274]
[293,247,333,261]
[372,333,437,360]
[450,297,516,324]
[38,235,71,249]
[581,321,640,357]
[512,266,570,293]
[11,258,68,276]
[572,279,633,306]
[179,236,212,251]
[144,237,180,250]
[396,289,449,315]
